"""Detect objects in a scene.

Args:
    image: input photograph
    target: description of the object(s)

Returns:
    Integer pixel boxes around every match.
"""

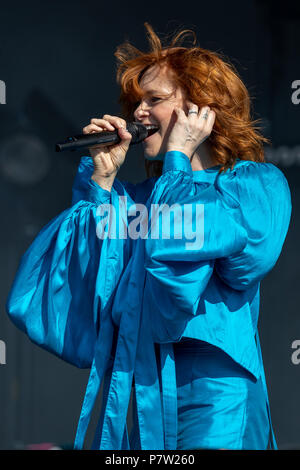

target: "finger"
[102,115,127,129]
[199,106,211,121]
[202,109,215,127]
[174,107,187,120]
[202,110,216,136]
[83,123,105,134]
[186,101,199,117]
[90,118,115,131]
[118,127,132,141]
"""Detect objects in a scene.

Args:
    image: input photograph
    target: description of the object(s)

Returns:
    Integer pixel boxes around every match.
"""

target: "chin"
[143,145,165,162]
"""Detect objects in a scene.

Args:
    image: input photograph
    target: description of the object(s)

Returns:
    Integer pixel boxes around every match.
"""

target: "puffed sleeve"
[215,160,292,290]
[144,151,249,322]
[6,157,134,368]
[144,152,291,341]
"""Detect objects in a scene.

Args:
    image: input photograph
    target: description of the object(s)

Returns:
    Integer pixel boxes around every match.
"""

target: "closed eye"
[133,96,161,109]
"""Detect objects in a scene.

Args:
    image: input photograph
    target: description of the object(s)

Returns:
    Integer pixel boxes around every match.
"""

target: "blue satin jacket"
[6,151,292,449]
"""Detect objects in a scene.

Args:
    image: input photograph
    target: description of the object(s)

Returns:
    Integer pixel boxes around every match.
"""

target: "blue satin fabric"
[173,339,270,450]
[6,151,292,450]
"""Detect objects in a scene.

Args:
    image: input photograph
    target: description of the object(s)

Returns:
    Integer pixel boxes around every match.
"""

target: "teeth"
[145,125,159,138]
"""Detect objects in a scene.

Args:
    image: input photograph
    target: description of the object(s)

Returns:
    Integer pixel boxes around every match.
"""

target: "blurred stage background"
[0,0,299,450]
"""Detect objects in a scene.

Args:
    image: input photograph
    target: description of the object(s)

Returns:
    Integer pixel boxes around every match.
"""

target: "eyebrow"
[143,88,161,94]
[143,88,174,97]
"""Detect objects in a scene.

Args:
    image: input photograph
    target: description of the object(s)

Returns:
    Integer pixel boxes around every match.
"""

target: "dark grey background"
[0,0,299,450]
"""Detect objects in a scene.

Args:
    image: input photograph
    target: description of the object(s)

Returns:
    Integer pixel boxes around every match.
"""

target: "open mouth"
[144,124,160,140]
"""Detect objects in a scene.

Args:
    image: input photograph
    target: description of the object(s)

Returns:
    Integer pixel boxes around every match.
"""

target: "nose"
[134,101,150,120]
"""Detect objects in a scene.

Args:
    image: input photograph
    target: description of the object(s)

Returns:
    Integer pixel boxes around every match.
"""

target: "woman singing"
[6,23,291,450]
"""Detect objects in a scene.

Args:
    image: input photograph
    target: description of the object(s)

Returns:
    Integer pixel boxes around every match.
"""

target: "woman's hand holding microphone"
[83,115,132,191]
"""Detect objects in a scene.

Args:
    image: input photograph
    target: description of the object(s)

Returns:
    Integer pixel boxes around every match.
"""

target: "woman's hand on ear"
[166,102,216,159]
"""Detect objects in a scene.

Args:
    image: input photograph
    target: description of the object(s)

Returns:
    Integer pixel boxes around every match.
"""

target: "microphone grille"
[127,122,148,144]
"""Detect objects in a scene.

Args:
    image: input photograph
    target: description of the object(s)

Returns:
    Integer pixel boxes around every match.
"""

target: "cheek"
[161,111,177,135]
[157,108,176,131]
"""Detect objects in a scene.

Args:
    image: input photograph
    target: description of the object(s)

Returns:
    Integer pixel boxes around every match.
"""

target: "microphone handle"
[55,122,150,152]
[55,130,121,152]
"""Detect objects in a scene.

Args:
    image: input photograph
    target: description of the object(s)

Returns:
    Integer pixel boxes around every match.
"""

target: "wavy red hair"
[114,23,269,177]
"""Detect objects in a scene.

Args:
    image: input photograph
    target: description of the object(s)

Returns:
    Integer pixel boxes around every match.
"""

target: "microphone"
[55,122,159,152]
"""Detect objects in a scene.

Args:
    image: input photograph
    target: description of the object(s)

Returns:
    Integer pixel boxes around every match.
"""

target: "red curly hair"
[114,23,269,177]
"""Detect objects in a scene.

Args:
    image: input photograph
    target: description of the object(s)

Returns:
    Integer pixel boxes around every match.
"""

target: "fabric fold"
[6,154,291,450]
